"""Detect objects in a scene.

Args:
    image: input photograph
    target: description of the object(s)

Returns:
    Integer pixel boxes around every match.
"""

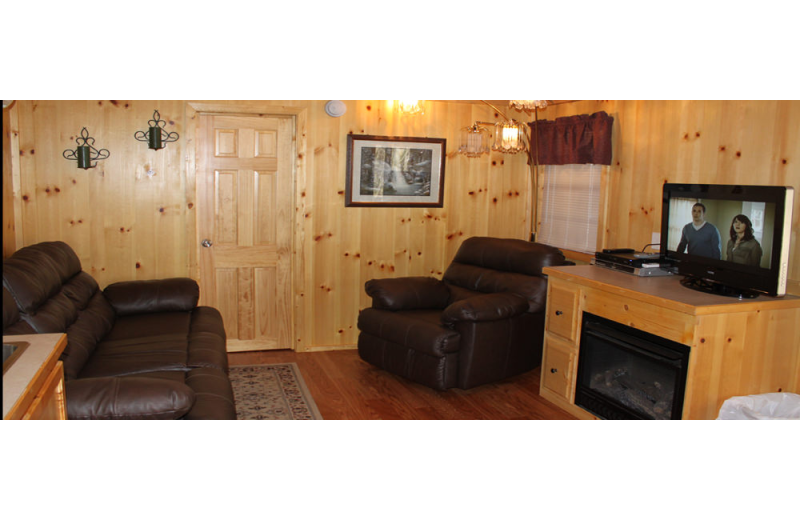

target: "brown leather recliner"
[3,241,236,419]
[357,236,569,390]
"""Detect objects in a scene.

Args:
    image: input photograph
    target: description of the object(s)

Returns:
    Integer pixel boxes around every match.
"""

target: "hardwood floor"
[227,349,576,420]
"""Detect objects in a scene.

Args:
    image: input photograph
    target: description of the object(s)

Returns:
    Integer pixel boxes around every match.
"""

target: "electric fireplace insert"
[575,313,691,420]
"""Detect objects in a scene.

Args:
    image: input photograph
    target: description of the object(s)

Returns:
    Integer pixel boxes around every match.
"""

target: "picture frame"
[345,135,446,207]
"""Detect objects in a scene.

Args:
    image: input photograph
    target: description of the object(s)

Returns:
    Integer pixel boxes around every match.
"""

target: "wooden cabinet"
[3,334,68,420]
[540,335,576,401]
[540,266,800,420]
[546,281,580,342]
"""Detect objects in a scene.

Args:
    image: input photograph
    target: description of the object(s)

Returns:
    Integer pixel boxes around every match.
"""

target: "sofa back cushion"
[443,237,565,312]
[3,287,35,334]
[3,241,115,379]
[3,241,83,313]
[447,236,566,277]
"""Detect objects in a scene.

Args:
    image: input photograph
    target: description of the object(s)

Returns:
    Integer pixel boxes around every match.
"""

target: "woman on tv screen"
[726,214,763,266]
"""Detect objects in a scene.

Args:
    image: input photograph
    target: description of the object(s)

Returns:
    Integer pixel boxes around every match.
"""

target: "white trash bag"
[717,392,800,420]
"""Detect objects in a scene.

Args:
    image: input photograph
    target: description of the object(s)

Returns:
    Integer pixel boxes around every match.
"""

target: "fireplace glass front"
[575,313,691,420]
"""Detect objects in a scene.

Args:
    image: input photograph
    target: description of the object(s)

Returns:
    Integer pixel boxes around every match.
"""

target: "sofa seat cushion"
[78,307,229,378]
[65,368,237,420]
[182,368,237,420]
[65,373,196,420]
[78,338,191,378]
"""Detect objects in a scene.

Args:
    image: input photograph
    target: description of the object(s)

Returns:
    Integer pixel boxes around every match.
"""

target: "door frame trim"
[185,102,308,351]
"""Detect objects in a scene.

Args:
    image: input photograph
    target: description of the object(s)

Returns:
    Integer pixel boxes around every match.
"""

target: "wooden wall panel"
[4,100,798,354]
[7,100,187,285]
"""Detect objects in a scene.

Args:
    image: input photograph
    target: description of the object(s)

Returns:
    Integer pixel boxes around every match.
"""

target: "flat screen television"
[660,183,794,298]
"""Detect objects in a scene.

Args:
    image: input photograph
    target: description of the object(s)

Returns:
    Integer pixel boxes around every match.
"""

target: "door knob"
[555,310,563,316]
[551,368,558,373]
[201,239,213,248]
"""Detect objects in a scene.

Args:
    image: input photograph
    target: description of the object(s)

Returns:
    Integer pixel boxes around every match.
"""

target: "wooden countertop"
[543,265,800,316]
[3,333,67,419]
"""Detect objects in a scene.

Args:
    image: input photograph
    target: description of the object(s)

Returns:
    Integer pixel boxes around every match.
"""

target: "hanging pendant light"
[492,120,527,154]
[459,101,531,157]
[458,124,491,157]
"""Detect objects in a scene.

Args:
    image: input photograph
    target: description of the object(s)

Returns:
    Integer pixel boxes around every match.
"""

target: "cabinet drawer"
[541,335,577,401]
[547,281,580,341]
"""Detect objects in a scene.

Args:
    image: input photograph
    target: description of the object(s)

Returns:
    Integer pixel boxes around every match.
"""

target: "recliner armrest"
[103,278,199,316]
[65,376,196,420]
[365,276,450,311]
[441,292,528,327]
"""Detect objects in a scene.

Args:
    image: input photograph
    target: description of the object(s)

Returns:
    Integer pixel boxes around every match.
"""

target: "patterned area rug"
[229,363,322,420]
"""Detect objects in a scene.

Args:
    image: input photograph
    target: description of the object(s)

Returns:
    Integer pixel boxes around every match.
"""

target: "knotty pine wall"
[3,100,799,351]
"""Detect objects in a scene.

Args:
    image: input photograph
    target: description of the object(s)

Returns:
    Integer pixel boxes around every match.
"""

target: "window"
[538,164,602,253]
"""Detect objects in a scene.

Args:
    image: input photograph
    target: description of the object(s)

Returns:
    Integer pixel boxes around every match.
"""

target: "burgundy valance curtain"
[528,111,614,165]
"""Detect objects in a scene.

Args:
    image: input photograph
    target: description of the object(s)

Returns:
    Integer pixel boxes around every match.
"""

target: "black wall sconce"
[135,110,179,150]
[63,128,110,169]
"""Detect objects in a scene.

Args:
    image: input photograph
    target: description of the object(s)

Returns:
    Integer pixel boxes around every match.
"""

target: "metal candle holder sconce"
[135,110,179,150]
[63,128,110,169]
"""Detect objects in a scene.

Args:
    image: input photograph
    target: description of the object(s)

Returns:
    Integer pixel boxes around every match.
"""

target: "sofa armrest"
[365,276,450,311]
[65,376,196,420]
[103,278,199,316]
[441,292,529,327]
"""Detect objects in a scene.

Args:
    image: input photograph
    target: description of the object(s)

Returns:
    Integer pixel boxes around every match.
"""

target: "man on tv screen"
[677,202,722,259]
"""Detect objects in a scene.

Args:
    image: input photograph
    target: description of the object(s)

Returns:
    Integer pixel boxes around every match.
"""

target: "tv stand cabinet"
[540,265,800,420]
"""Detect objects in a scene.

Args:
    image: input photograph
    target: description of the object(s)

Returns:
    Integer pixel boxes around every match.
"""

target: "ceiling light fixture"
[397,100,425,115]
[509,100,548,111]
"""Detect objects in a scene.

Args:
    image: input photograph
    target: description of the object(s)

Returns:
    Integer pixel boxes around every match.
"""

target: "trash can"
[717,392,800,420]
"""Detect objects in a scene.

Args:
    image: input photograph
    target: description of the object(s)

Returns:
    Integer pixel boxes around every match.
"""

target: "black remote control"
[602,248,635,254]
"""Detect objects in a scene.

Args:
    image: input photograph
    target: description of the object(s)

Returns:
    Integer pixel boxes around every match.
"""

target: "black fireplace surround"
[575,313,691,420]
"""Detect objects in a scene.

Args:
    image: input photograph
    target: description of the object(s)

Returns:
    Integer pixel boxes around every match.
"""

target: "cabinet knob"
[555,310,563,316]
[550,368,558,373]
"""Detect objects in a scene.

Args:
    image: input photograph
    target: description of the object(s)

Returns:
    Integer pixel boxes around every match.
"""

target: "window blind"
[538,164,601,253]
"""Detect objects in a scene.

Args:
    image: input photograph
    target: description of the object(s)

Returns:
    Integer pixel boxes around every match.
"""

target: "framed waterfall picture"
[345,135,446,207]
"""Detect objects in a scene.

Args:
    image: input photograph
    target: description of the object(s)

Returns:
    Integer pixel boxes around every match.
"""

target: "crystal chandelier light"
[492,121,527,154]
[458,124,492,157]
[457,101,531,157]
[509,100,548,110]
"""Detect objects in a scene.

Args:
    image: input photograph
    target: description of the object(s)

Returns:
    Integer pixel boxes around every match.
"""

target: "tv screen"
[661,184,794,297]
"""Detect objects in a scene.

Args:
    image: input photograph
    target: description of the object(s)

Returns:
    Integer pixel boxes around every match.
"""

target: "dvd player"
[592,258,673,277]
[594,251,662,268]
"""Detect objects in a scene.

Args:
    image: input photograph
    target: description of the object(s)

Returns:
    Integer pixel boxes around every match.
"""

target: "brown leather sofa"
[357,236,570,390]
[3,241,236,419]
